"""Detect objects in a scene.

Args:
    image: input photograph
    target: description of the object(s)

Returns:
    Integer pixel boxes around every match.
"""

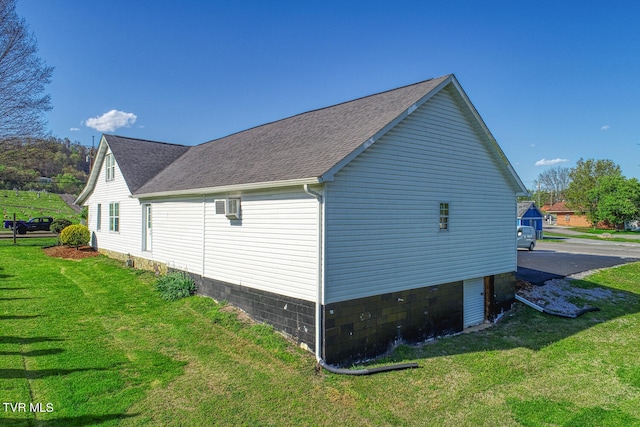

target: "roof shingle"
[133,75,451,195]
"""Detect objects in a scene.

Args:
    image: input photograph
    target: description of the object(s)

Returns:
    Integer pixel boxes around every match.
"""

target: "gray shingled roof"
[104,135,189,193]
[133,75,451,196]
[518,202,543,218]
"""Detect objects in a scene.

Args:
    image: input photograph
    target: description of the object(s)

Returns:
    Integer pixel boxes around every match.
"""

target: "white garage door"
[463,278,485,328]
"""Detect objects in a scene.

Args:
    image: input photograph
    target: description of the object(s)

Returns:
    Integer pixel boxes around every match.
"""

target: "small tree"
[59,224,90,249]
[566,158,622,226]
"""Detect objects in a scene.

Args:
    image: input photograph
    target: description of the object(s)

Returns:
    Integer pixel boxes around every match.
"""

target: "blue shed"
[517,202,543,239]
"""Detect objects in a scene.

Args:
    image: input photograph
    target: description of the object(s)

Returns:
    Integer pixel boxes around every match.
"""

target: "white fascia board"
[131,177,323,200]
[74,135,109,205]
[321,75,454,182]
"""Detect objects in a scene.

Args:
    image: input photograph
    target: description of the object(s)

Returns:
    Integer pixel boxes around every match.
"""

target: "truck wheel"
[17,226,27,235]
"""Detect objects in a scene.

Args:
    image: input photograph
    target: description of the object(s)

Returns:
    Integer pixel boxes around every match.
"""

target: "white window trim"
[105,153,115,181]
[109,202,120,232]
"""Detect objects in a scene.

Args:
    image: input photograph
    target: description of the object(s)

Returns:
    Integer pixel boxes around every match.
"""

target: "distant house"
[543,201,591,227]
[517,201,543,238]
[75,74,528,365]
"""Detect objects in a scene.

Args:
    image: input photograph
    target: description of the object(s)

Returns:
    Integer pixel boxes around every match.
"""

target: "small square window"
[439,203,449,231]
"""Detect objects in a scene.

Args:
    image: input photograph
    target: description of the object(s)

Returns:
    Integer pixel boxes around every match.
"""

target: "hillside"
[1,189,84,225]
[0,136,93,194]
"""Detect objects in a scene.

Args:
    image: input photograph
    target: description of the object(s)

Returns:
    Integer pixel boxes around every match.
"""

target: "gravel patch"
[516,268,627,317]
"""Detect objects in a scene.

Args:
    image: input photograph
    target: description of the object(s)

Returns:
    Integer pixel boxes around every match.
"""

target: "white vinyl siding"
[148,198,204,274]
[203,188,318,302]
[324,86,518,303]
[84,146,145,256]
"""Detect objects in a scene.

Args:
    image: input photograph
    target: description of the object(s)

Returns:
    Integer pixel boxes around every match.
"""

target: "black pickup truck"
[3,217,54,234]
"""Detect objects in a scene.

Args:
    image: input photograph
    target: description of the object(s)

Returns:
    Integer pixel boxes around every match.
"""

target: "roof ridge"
[105,134,188,147]
[198,75,452,147]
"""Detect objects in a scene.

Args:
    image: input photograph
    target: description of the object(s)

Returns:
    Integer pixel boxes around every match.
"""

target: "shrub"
[155,271,197,301]
[60,224,91,249]
[51,218,72,234]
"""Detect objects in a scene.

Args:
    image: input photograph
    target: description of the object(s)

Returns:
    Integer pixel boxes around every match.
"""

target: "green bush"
[155,271,197,301]
[51,218,72,234]
[60,224,91,248]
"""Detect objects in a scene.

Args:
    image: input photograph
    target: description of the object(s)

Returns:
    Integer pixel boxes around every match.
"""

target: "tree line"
[531,159,640,229]
[0,136,92,194]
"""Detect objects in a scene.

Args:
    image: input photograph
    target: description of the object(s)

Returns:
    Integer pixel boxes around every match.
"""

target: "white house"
[76,74,527,365]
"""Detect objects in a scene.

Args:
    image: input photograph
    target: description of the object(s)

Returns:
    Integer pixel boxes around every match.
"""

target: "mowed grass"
[0,190,81,226]
[1,238,640,426]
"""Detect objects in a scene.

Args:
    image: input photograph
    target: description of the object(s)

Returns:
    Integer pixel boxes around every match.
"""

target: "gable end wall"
[324,86,518,304]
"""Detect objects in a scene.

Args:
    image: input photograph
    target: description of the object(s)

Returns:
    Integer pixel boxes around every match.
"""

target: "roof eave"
[131,177,324,200]
[75,135,109,206]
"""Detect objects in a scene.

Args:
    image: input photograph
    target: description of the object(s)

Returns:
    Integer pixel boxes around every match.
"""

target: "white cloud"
[535,158,569,166]
[69,127,80,131]
[85,110,137,132]
[601,125,610,131]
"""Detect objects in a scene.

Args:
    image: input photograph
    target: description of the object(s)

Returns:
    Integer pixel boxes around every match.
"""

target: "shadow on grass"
[0,336,64,344]
[0,413,140,427]
[0,349,64,357]
[0,367,108,379]
[0,315,45,320]
[0,287,26,290]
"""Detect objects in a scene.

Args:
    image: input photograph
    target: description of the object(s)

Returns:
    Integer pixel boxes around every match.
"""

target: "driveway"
[517,229,640,285]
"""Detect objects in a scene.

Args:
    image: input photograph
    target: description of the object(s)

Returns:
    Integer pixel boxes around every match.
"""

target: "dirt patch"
[220,304,254,324]
[43,245,100,260]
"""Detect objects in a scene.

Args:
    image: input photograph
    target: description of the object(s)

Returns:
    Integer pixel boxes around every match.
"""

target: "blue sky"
[16,0,640,189]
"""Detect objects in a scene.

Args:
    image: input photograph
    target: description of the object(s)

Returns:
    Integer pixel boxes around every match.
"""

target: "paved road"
[517,230,640,285]
[0,232,57,239]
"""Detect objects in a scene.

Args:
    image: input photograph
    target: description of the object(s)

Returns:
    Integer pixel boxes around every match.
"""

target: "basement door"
[463,278,485,328]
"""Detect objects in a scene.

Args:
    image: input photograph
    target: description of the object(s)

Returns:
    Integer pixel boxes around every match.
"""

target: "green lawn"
[0,190,82,227]
[2,238,640,426]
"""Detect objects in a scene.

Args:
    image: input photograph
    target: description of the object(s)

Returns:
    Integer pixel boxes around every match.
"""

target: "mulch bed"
[43,245,101,260]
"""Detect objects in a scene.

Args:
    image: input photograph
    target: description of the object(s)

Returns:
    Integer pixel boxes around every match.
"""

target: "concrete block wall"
[323,281,464,365]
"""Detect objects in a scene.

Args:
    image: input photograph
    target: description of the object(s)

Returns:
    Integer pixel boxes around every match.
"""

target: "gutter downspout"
[303,184,418,375]
[303,184,324,365]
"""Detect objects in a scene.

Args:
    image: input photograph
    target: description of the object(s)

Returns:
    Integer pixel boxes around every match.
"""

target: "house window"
[105,153,115,181]
[439,203,449,231]
[96,204,101,230]
[109,202,120,232]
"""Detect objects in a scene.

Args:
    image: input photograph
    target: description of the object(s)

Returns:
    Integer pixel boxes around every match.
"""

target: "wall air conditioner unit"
[225,198,241,220]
